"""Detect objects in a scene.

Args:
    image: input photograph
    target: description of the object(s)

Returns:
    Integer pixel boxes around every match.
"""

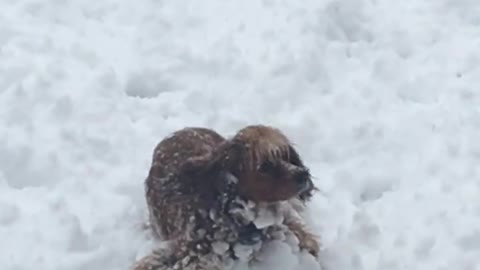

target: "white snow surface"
[2,0,480,269]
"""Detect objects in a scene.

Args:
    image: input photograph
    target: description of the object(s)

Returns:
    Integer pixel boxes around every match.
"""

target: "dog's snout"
[294,169,309,188]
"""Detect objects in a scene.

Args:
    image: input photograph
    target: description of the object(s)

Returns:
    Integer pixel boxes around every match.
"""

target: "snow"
[1,0,480,269]
[251,204,285,229]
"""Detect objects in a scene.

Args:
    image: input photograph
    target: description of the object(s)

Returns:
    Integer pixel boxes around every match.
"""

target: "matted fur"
[131,125,319,270]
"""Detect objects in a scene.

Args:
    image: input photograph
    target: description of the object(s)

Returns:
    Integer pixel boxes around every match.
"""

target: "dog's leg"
[284,219,320,258]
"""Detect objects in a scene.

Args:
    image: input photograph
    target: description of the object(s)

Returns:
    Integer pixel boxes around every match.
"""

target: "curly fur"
[131,125,319,270]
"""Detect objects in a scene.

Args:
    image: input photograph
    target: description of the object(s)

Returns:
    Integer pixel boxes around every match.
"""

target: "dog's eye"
[258,161,275,173]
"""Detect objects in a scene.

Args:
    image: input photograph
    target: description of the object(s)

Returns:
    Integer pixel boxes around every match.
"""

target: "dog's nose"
[294,169,310,190]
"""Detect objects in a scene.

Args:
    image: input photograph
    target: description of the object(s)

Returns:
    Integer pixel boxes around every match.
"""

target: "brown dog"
[131,125,319,270]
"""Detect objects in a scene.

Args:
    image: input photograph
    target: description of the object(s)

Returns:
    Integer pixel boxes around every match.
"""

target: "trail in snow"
[2,0,480,269]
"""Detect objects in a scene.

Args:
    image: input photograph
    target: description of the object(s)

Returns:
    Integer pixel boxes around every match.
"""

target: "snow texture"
[1,0,480,269]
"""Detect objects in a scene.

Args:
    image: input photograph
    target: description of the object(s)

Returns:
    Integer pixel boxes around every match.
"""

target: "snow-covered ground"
[2,0,480,269]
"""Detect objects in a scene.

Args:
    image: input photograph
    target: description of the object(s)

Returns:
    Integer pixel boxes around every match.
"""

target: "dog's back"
[145,127,225,240]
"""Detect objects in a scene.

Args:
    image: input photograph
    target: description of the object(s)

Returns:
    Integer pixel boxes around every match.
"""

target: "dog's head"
[227,125,314,203]
[181,125,316,203]
[185,125,312,204]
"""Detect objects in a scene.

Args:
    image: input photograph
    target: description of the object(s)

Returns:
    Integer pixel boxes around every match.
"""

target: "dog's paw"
[299,234,320,258]
[285,220,320,258]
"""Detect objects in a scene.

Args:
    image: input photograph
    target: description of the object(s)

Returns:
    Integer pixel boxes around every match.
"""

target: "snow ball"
[253,206,284,229]
[284,231,300,253]
[225,173,238,184]
[233,243,256,261]
[212,241,230,255]
[269,227,287,241]
[251,240,298,270]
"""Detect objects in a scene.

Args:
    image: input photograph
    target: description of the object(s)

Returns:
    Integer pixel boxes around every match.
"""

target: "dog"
[131,125,319,270]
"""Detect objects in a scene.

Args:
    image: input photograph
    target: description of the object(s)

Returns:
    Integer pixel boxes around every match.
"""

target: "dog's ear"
[180,140,244,176]
[207,140,244,172]
[180,153,213,175]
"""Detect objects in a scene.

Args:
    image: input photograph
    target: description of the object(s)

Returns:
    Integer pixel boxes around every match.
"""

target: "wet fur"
[131,125,319,270]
